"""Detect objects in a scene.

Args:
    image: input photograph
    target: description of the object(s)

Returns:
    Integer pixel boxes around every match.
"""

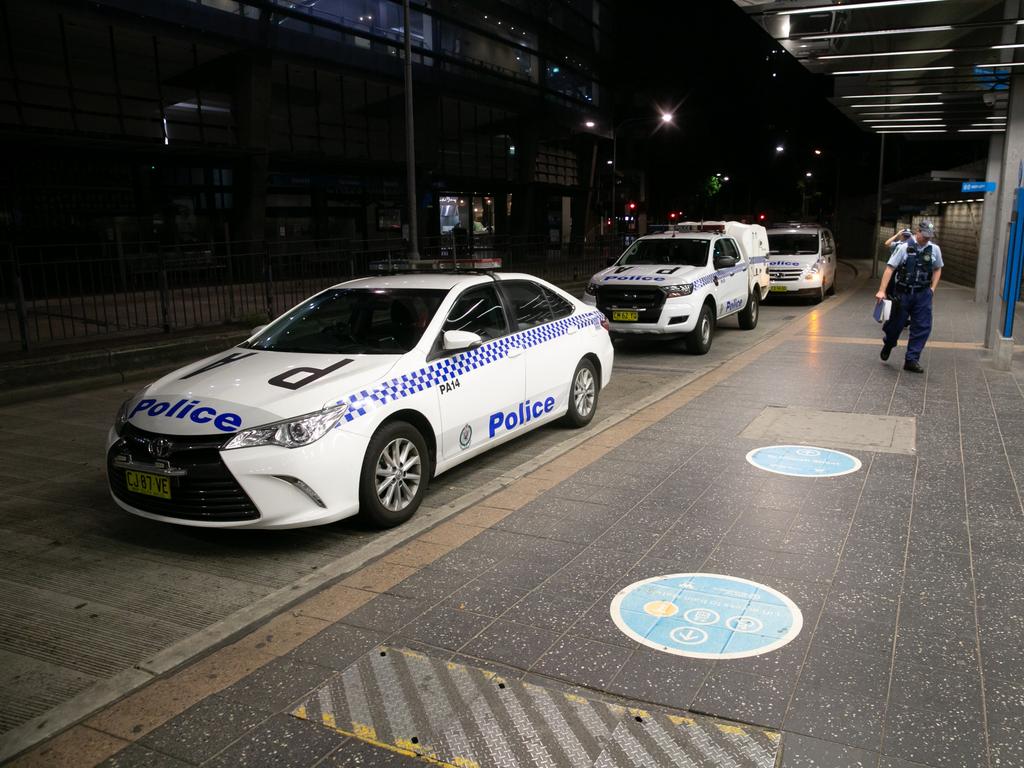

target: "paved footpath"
[8,274,1024,768]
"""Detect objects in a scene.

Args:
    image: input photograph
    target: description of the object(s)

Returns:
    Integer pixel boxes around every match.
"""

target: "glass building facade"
[0,0,611,249]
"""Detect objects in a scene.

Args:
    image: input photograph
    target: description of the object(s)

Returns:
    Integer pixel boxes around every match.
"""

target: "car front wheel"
[359,421,430,528]
[563,358,599,428]
[738,290,759,330]
[685,304,714,355]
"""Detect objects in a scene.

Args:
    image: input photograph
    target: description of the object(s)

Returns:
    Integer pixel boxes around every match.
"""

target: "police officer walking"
[875,220,943,373]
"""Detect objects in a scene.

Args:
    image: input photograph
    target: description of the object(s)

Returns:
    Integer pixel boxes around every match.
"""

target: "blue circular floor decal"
[746,444,861,478]
[610,573,803,659]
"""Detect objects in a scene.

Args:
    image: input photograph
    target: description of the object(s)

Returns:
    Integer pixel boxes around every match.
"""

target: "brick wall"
[886,203,982,288]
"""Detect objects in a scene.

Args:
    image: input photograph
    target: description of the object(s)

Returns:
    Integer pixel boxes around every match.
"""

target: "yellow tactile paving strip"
[806,335,982,350]
[10,278,881,768]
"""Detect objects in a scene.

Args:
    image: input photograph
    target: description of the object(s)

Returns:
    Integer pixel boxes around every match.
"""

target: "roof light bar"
[835,66,954,75]
[851,102,944,108]
[798,25,953,41]
[820,48,952,60]
[841,92,942,99]
[769,0,946,15]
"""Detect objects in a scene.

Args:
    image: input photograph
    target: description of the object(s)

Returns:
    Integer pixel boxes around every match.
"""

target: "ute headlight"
[585,282,598,296]
[662,284,693,298]
[223,403,349,450]
[114,398,131,436]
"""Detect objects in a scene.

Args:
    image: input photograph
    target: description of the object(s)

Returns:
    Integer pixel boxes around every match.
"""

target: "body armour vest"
[895,242,934,290]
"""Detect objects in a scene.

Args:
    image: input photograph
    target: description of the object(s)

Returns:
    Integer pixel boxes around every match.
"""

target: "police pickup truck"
[583,221,770,354]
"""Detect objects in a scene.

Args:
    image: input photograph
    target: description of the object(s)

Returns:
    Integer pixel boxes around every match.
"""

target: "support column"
[984,72,1024,367]
[233,52,272,242]
[976,134,1005,304]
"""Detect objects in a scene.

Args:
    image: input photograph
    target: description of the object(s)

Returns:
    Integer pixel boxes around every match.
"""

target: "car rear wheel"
[685,304,714,355]
[563,358,599,428]
[359,421,430,528]
[738,290,759,330]
[827,271,837,296]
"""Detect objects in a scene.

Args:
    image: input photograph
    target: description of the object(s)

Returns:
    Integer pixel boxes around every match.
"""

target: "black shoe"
[880,343,894,361]
[904,360,924,373]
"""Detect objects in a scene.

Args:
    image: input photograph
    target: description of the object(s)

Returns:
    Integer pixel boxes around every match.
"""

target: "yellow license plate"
[125,470,171,500]
[611,310,639,321]
[770,285,788,292]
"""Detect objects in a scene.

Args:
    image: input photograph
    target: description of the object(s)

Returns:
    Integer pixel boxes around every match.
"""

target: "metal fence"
[0,236,622,353]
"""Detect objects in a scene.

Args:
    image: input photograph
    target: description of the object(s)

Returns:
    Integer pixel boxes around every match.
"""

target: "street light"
[607,109,676,236]
[775,145,785,153]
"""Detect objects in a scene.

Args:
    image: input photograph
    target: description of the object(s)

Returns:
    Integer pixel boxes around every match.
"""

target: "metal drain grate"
[291,646,779,767]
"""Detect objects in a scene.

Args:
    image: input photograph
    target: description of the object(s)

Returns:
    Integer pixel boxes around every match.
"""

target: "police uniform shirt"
[887,241,944,271]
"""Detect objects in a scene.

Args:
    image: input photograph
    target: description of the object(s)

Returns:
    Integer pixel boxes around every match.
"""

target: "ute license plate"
[125,470,171,500]
[770,285,788,292]
[611,310,639,322]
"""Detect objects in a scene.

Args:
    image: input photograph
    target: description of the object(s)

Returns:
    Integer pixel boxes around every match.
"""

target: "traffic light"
[758,212,766,222]
[669,211,677,220]
[627,201,637,212]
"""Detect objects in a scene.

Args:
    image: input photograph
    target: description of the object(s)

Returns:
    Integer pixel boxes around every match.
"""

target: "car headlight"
[114,398,131,436]
[804,264,821,277]
[223,403,349,450]
[662,284,693,298]
[585,282,598,296]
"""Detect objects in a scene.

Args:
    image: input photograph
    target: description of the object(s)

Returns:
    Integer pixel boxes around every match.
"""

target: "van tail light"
[599,313,610,332]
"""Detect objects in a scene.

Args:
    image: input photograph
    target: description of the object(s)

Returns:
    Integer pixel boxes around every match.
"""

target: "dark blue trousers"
[883,289,932,363]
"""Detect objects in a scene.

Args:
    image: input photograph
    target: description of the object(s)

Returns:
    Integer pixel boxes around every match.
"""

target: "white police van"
[766,223,838,303]
[107,272,613,529]
[582,221,770,354]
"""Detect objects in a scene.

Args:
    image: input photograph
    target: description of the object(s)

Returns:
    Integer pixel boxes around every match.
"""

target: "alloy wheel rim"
[701,316,711,345]
[375,437,421,512]
[574,368,595,417]
[751,296,758,322]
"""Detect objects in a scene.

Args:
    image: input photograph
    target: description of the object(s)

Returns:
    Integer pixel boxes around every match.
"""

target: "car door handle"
[567,325,578,335]
[507,346,523,358]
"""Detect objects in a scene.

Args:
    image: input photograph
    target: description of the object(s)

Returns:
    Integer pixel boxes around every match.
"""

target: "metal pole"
[403,0,420,259]
[871,133,885,279]
[611,126,617,239]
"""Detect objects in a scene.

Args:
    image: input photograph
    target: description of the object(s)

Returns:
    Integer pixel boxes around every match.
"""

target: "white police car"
[582,222,769,354]
[766,223,838,303]
[107,273,613,529]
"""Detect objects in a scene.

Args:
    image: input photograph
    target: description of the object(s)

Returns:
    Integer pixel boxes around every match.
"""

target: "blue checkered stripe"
[339,310,604,423]
[749,256,768,264]
[690,265,748,290]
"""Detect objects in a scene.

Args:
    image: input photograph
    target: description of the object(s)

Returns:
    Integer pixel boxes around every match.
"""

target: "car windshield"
[617,239,709,267]
[243,288,448,354]
[768,233,819,255]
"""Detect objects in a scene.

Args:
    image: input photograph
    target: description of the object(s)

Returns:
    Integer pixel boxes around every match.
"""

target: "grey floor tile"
[567,600,639,649]
[882,702,986,768]
[458,619,558,670]
[204,713,343,768]
[785,685,885,752]
[139,695,268,763]
[780,732,878,768]
[821,587,899,630]
[799,644,892,700]
[289,624,383,671]
[98,744,194,768]
[217,657,337,713]
[339,594,427,634]
[531,635,632,690]
[397,605,493,652]
[893,626,977,671]
[447,580,528,617]
[888,662,981,714]
[387,567,473,603]
[692,667,794,729]
[602,648,712,711]
[503,588,594,633]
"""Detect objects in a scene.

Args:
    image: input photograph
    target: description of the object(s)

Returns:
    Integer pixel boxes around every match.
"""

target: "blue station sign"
[610,573,803,659]
[961,181,996,194]
[746,445,861,478]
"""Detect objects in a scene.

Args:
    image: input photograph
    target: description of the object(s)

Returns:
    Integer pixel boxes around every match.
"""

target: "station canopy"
[734,0,1021,139]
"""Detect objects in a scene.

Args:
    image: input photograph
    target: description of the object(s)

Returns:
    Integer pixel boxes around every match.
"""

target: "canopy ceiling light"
[768,0,947,14]
[819,48,952,60]
[842,92,942,99]
[835,66,954,75]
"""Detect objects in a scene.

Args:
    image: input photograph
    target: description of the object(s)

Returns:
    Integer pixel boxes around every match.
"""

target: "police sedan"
[107,273,612,529]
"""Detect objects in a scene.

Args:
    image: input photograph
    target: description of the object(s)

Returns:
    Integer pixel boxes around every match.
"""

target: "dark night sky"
[607,0,989,223]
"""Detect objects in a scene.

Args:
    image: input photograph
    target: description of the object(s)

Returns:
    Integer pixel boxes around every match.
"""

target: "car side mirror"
[443,330,483,351]
[250,324,267,337]
[714,255,736,270]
